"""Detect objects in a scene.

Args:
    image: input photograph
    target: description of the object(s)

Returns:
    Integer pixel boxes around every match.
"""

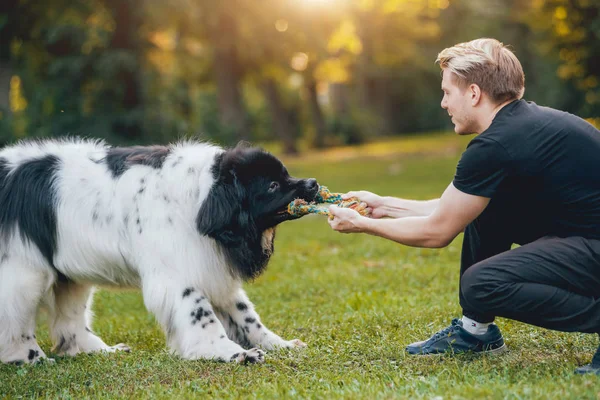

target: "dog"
[0,138,319,365]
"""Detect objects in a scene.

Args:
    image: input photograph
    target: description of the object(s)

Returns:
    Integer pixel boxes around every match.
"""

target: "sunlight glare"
[275,19,288,32]
[299,0,337,7]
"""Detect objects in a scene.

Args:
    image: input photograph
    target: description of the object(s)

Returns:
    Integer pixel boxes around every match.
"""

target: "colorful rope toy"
[287,186,370,218]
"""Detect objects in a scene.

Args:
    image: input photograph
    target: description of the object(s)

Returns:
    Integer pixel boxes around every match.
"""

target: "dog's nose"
[305,178,318,191]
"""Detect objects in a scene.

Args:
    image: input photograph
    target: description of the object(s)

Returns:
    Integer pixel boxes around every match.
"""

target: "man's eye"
[269,182,279,192]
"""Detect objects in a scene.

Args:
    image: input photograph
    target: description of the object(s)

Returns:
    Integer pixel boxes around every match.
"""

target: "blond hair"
[436,38,525,103]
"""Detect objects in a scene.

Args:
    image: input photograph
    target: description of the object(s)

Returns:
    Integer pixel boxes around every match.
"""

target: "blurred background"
[0,0,598,153]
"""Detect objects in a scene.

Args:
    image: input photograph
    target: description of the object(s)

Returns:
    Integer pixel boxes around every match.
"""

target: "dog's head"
[196,144,319,245]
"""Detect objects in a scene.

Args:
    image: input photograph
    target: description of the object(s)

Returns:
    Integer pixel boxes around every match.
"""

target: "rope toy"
[287,186,370,218]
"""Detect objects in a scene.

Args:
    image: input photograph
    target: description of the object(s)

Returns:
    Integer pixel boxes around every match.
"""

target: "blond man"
[328,38,600,374]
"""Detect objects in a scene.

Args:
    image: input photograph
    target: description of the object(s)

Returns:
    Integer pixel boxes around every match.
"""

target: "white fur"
[0,138,305,365]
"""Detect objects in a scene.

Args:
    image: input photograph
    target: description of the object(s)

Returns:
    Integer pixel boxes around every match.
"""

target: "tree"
[525,0,600,116]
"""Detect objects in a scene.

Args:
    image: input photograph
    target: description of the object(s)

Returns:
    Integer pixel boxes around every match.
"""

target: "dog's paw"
[231,348,265,364]
[288,339,307,348]
[6,354,54,366]
[104,343,131,353]
[34,357,56,365]
[258,338,307,351]
[274,339,308,350]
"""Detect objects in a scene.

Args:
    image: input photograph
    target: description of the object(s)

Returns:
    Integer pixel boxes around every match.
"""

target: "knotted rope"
[287,186,370,218]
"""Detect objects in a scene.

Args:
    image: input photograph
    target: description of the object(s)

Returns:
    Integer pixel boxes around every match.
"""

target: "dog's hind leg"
[49,281,130,357]
[142,279,265,363]
[0,259,54,365]
[215,288,307,351]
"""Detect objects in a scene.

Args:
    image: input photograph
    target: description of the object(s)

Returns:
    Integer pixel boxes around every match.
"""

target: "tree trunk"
[0,0,20,115]
[304,76,328,148]
[262,78,297,155]
[105,0,142,140]
[329,83,350,116]
[355,11,392,136]
[211,12,249,142]
[0,62,10,114]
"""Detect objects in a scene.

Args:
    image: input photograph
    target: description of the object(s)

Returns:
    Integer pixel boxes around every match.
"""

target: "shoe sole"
[409,343,508,356]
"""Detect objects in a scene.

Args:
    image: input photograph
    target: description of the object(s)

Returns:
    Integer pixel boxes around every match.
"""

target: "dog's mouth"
[270,184,319,224]
[264,207,295,228]
[272,202,299,222]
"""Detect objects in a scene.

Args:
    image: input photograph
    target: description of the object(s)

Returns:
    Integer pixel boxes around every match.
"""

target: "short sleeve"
[453,137,511,198]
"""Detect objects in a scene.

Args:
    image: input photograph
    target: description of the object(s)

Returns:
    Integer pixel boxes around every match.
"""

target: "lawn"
[2,132,600,399]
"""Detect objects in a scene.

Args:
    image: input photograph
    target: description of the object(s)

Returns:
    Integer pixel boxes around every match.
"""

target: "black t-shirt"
[453,99,600,239]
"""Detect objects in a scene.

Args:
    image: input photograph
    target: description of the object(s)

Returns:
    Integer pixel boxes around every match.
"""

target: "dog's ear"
[196,150,250,245]
[215,146,252,184]
[196,181,234,238]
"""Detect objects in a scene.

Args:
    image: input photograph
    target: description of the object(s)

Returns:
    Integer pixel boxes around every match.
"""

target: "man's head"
[437,38,525,134]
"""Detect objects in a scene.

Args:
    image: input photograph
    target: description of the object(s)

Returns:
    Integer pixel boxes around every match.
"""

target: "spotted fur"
[0,138,314,364]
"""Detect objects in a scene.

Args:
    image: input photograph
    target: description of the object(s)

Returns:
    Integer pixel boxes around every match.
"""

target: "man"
[328,38,600,375]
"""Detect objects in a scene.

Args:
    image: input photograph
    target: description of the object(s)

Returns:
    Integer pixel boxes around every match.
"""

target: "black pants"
[459,196,600,333]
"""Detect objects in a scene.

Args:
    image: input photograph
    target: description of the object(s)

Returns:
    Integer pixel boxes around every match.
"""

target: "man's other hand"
[342,191,386,219]
[328,205,365,233]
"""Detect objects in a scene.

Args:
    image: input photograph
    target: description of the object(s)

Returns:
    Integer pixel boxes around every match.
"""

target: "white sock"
[461,316,491,336]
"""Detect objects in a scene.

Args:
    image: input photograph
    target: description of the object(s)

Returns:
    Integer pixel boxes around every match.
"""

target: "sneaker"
[406,318,506,355]
[575,339,600,375]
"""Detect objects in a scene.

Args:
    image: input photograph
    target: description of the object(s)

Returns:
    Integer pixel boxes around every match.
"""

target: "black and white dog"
[0,138,318,365]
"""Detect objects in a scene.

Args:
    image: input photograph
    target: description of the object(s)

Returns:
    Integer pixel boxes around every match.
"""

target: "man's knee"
[461,263,510,312]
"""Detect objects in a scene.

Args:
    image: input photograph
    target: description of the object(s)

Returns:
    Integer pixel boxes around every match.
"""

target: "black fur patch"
[55,334,76,353]
[196,152,271,280]
[27,349,39,361]
[182,288,194,298]
[227,315,252,349]
[0,156,66,280]
[191,306,213,325]
[196,147,318,280]
[236,302,248,312]
[104,146,171,178]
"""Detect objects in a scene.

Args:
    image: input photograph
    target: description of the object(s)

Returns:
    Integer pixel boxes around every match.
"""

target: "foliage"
[0,0,598,149]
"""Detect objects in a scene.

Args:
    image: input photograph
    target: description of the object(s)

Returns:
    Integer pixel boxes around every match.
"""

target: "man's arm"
[342,191,439,218]
[329,183,489,248]
[378,197,440,218]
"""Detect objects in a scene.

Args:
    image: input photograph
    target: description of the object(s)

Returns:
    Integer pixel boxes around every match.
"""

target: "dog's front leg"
[142,281,264,363]
[216,289,307,351]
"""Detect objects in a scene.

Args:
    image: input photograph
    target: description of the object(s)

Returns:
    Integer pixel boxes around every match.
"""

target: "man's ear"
[470,84,482,106]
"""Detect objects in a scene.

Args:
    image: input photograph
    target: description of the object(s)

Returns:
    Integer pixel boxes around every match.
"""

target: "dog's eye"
[268,181,279,192]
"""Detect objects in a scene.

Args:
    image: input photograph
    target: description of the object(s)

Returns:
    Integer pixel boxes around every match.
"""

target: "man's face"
[440,69,477,135]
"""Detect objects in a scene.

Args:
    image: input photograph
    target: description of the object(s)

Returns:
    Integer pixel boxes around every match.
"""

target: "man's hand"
[342,191,386,219]
[327,183,490,248]
[328,205,365,233]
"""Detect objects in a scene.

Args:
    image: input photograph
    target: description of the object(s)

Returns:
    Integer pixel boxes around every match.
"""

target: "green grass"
[2,132,600,399]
